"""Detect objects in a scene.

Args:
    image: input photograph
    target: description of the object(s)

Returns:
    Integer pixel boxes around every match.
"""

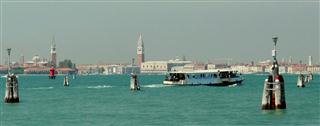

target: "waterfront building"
[24,67,50,74]
[56,68,76,74]
[104,65,140,75]
[182,63,207,71]
[171,63,207,71]
[287,64,307,74]
[231,65,265,74]
[207,64,229,70]
[251,65,267,73]
[76,64,108,75]
[23,55,49,67]
[140,60,192,74]
[306,65,320,74]
[231,65,251,74]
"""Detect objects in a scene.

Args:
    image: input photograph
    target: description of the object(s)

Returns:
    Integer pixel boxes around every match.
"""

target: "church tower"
[50,36,57,67]
[137,33,145,67]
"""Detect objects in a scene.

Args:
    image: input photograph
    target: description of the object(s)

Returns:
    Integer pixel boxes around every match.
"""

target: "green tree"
[96,67,105,74]
[59,59,73,68]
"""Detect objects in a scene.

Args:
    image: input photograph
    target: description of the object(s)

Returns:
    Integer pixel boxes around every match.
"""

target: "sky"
[0,0,319,64]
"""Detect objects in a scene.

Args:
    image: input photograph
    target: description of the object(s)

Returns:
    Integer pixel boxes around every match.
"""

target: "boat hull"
[163,69,244,86]
[163,79,243,86]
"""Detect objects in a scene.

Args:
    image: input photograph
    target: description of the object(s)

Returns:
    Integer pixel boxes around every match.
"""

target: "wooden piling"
[261,75,275,109]
[261,36,286,110]
[4,74,19,103]
[275,75,286,109]
[305,73,313,83]
[261,76,272,109]
[130,74,140,90]
[297,74,305,88]
[64,76,69,86]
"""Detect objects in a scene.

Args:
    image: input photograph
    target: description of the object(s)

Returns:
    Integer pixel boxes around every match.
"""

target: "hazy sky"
[1,0,319,64]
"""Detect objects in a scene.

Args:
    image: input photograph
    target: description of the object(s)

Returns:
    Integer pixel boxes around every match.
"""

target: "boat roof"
[167,69,237,74]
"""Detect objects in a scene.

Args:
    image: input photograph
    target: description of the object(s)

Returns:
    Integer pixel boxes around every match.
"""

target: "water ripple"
[28,87,54,90]
[87,85,112,89]
[142,84,173,88]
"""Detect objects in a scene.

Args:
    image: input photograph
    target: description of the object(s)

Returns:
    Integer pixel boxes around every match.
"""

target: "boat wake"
[228,84,238,87]
[28,87,54,90]
[87,85,112,89]
[142,84,173,88]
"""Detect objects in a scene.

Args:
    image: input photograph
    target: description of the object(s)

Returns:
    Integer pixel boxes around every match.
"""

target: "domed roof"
[32,55,41,62]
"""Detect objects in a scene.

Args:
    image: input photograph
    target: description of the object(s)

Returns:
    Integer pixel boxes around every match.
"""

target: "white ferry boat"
[163,69,244,86]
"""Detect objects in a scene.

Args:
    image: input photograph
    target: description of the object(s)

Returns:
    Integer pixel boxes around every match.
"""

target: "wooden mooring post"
[4,74,19,103]
[297,74,305,88]
[130,74,140,90]
[4,48,20,103]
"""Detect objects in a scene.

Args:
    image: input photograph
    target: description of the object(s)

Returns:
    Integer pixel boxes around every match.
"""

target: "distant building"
[306,65,320,74]
[24,67,50,74]
[137,33,145,67]
[140,60,192,74]
[75,64,138,75]
[231,65,251,73]
[207,64,229,70]
[183,63,207,71]
[171,63,207,71]
[56,68,76,74]
[104,65,140,75]
[231,65,265,74]
[287,64,307,74]
[76,64,107,75]
[23,55,49,68]
[258,60,272,66]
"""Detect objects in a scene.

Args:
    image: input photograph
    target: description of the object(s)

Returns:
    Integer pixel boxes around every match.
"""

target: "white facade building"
[141,60,192,74]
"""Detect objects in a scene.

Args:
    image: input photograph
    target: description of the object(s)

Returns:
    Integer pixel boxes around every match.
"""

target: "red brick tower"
[137,33,145,67]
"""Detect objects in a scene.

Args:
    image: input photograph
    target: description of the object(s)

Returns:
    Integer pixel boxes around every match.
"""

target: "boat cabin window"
[165,73,186,81]
[219,71,240,78]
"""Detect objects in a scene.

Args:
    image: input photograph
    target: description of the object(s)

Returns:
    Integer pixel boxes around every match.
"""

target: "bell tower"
[50,36,57,67]
[137,33,145,67]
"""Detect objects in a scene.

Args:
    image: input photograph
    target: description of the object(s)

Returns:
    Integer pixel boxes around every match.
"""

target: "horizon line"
[1,1,319,3]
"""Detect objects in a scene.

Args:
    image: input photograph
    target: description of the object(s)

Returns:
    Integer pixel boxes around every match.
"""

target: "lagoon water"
[0,74,319,126]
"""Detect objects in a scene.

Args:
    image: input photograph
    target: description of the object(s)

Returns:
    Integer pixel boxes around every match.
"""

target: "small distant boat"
[163,69,244,86]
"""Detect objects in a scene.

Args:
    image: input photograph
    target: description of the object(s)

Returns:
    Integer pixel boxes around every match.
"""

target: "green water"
[0,74,319,126]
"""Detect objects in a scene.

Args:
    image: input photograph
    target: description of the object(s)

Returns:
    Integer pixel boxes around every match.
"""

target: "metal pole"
[272,37,278,61]
[272,37,279,80]
[7,48,11,75]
